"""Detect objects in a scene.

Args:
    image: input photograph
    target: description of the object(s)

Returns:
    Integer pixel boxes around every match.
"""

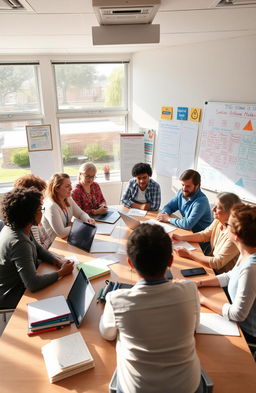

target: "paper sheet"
[96,223,115,235]
[90,240,118,253]
[172,241,196,250]
[127,209,147,217]
[143,218,176,233]
[196,313,240,336]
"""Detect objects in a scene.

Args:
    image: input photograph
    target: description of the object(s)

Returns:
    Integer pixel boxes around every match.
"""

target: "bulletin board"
[197,101,256,203]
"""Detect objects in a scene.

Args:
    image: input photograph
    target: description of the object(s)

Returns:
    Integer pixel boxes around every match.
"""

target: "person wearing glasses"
[197,203,256,346]
[42,173,95,244]
[0,187,74,309]
[172,192,241,274]
[14,174,52,249]
[72,162,108,216]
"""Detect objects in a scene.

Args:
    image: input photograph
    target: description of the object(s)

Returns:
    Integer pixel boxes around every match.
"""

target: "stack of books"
[41,332,95,383]
[27,295,73,335]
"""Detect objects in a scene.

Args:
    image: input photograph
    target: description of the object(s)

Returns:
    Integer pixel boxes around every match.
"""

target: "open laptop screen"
[67,269,95,327]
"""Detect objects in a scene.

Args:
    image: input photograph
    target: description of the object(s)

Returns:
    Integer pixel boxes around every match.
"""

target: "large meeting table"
[0,208,255,393]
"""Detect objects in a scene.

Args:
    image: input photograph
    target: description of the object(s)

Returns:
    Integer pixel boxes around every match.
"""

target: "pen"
[27,325,65,336]
[97,288,103,303]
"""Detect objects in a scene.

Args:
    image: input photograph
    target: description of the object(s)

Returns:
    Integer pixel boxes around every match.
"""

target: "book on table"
[77,259,110,280]
[27,269,95,334]
[41,332,94,383]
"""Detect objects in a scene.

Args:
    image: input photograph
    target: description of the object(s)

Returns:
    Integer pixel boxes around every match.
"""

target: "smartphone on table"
[180,267,206,277]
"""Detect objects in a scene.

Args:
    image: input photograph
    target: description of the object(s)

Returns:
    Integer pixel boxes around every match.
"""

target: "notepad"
[41,332,94,383]
[196,313,240,336]
[143,218,177,233]
[77,260,110,280]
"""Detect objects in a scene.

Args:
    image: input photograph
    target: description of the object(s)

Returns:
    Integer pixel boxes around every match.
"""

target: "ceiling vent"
[92,0,160,25]
[213,0,256,7]
[0,0,33,12]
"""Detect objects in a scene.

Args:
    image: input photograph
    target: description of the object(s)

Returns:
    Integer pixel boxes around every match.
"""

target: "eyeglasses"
[81,173,96,180]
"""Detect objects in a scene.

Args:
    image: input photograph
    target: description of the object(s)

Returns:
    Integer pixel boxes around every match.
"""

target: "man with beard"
[157,169,212,233]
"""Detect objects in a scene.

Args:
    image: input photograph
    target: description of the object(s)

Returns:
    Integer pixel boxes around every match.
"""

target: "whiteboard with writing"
[197,101,256,203]
[156,120,198,178]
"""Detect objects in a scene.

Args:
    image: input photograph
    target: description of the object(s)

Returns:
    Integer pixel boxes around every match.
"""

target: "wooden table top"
[0,209,255,393]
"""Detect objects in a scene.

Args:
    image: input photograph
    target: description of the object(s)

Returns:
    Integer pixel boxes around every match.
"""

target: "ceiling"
[0,0,256,55]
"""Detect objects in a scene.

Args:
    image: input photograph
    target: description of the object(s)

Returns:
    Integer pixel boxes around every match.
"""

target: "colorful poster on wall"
[189,108,201,122]
[177,107,188,120]
[140,128,155,166]
[161,106,173,120]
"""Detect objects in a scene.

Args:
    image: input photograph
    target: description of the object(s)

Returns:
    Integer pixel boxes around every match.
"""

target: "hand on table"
[57,260,74,278]
[174,247,192,259]
[87,217,96,225]
[92,205,108,215]
[156,212,170,223]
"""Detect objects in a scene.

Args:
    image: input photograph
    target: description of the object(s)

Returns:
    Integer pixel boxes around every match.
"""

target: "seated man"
[157,169,212,233]
[99,223,202,393]
[121,163,161,211]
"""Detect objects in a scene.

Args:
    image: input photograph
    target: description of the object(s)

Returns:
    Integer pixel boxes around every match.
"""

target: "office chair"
[109,368,214,393]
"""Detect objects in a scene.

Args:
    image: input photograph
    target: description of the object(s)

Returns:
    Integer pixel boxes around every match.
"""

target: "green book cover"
[77,261,110,280]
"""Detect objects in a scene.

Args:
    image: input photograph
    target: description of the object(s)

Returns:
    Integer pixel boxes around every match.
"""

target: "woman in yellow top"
[172,192,240,273]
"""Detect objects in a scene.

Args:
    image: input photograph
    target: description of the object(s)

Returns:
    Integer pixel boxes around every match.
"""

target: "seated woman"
[14,174,52,249]
[197,203,256,345]
[72,162,107,216]
[121,162,161,211]
[42,173,95,244]
[0,187,74,309]
[173,192,240,273]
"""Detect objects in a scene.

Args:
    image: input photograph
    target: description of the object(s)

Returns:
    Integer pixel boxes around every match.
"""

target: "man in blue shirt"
[157,169,212,232]
[121,163,161,211]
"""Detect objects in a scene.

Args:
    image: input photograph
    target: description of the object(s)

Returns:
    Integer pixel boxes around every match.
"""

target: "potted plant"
[103,164,110,180]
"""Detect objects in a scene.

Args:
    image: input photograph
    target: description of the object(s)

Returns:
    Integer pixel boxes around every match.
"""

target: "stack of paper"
[196,313,240,336]
[77,260,110,280]
[41,332,95,383]
[27,296,72,335]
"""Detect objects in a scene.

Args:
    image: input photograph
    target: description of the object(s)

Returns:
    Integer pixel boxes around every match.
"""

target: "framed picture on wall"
[26,124,53,152]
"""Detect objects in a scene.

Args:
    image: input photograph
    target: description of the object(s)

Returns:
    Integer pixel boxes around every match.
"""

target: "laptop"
[27,269,95,330]
[93,208,120,224]
[118,211,141,230]
[68,219,97,252]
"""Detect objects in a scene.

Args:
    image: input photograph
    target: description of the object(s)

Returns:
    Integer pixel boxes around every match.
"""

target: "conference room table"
[0,208,255,393]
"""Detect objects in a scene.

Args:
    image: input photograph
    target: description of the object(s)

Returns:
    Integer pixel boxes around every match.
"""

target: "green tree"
[104,66,124,107]
[0,65,33,106]
[55,64,97,104]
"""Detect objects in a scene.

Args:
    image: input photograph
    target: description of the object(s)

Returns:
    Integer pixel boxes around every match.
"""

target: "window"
[54,62,128,177]
[0,64,42,186]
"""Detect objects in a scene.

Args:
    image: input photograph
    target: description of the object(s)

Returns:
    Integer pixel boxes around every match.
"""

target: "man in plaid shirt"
[121,163,161,211]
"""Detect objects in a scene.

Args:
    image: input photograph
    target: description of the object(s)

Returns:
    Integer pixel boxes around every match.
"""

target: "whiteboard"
[120,134,145,182]
[197,101,256,203]
[156,120,199,178]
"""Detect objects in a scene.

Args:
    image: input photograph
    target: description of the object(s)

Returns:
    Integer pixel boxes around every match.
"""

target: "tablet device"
[67,219,97,252]
[93,208,120,224]
[180,267,207,277]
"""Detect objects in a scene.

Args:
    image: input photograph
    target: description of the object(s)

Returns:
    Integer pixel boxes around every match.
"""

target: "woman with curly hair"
[42,173,95,244]
[14,174,52,249]
[0,187,74,309]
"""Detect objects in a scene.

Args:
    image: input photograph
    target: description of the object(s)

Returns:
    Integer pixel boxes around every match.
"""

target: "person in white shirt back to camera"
[42,173,95,244]
[99,223,203,393]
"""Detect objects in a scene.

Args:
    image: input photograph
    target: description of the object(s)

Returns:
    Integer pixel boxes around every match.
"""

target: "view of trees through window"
[54,62,128,178]
[0,64,41,185]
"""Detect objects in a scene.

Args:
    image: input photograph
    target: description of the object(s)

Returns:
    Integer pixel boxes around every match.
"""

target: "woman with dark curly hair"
[0,187,74,309]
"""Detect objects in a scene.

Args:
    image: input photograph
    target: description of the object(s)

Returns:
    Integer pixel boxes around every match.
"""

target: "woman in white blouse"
[42,173,95,244]
[197,203,256,345]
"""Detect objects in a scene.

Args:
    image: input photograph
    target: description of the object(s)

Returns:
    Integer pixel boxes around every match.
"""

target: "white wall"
[131,35,256,207]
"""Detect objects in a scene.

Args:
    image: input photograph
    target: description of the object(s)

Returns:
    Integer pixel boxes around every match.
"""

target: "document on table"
[90,240,118,253]
[196,313,240,336]
[143,218,176,233]
[172,241,196,250]
[96,223,115,235]
[127,209,147,217]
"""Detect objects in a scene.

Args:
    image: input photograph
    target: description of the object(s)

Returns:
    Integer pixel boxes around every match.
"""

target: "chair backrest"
[0,220,4,232]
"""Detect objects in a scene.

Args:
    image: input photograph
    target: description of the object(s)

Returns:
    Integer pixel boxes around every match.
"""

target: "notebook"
[67,219,97,252]
[41,332,94,383]
[77,260,110,280]
[94,208,120,224]
[27,269,95,331]
[118,211,141,230]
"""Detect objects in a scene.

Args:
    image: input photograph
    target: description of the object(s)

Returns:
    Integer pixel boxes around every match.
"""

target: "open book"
[41,332,94,383]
